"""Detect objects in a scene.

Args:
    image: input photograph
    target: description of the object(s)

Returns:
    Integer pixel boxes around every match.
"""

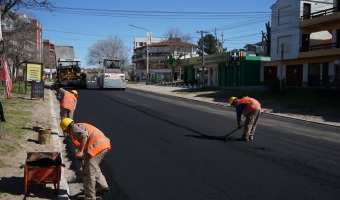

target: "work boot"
[96,187,109,197]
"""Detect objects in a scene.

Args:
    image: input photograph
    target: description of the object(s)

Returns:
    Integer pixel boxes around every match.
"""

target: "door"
[286,65,303,86]
[303,3,311,20]
[308,63,320,87]
[264,66,277,85]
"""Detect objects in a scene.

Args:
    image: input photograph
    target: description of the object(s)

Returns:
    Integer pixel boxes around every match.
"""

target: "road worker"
[57,88,78,120]
[228,96,261,141]
[60,118,111,200]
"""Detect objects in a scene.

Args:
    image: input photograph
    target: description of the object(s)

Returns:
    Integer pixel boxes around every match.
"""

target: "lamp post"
[130,24,151,85]
[197,30,209,87]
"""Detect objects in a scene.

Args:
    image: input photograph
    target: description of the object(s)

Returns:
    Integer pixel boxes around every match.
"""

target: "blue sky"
[23,0,277,68]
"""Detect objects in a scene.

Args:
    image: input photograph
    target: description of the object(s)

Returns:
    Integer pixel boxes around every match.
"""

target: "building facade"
[42,40,57,80]
[1,14,43,79]
[264,0,340,88]
[132,37,199,82]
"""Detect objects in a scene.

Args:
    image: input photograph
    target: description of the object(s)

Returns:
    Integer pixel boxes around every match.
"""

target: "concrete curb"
[49,89,70,200]
[128,85,340,128]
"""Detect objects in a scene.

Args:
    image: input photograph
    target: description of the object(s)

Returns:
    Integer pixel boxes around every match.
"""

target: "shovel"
[221,125,243,141]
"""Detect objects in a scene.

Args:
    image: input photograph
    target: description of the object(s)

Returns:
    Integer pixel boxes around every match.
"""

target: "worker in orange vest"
[60,118,111,200]
[57,88,78,120]
[228,96,261,141]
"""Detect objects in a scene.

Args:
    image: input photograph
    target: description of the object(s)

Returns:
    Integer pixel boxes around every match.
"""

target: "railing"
[301,6,339,20]
[300,42,338,52]
[132,52,170,60]
[327,76,340,88]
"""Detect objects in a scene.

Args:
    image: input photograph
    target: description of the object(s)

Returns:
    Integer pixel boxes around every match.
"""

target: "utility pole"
[280,44,284,91]
[130,24,152,85]
[197,30,209,87]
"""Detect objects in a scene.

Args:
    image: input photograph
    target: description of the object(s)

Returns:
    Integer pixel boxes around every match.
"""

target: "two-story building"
[132,37,199,83]
[264,0,340,88]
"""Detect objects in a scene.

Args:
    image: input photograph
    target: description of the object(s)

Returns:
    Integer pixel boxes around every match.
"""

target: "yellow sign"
[26,63,42,81]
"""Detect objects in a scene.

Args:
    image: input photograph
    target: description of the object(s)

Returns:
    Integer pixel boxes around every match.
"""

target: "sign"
[26,62,43,81]
[31,81,44,99]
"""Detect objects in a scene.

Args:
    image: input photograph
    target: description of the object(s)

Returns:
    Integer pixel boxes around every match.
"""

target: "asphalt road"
[73,87,340,200]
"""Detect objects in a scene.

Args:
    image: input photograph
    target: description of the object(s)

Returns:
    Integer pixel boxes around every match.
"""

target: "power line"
[26,6,275,19]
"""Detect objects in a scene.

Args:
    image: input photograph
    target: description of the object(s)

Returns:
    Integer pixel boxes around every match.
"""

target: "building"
[181,51,264,87]
[132,36,199,82]
[264,0,340,88]
[42,40,57,80]
[1,14,42,80]
[132,35,163,81]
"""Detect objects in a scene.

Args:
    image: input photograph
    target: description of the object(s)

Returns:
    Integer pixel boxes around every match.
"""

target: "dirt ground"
[0,88,83,200]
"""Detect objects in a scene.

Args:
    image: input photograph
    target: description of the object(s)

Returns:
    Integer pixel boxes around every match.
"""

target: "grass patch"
[0,143,16,152]
[0,82,35,154]
[0,159,9,168]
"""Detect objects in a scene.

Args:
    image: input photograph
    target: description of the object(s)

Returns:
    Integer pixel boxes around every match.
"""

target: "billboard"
[26,62,43,81]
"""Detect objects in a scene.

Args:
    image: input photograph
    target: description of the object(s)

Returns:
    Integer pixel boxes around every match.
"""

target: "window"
[278,6,292,26]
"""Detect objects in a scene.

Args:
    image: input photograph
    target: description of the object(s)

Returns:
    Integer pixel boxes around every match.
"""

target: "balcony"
[132,52,171,62]
[300,7,340,32]
[299,42,340,58]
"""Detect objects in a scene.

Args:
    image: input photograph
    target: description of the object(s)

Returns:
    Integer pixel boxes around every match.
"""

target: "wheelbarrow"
[20,152,65,195]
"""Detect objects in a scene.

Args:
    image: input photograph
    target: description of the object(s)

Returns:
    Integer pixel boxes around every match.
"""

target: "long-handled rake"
[221,125,243,142]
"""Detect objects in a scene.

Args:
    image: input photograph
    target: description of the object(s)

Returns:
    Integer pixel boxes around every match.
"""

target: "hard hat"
[228,97,237,105]
[60,118,74,131]
[71,90,78,98]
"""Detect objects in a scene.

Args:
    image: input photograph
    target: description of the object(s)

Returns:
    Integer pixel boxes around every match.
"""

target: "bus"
[97,58,126,90]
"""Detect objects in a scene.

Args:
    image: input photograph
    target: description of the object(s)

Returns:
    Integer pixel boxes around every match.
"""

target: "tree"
[163,27,194,82]
[0,1,54,80]
[197,33,221,56]
[262,21,271,56]
[163,27,192,43]
[0,0,54,39]
[86,35,130,68]
[243,44,256,52]
[2,14,39,79]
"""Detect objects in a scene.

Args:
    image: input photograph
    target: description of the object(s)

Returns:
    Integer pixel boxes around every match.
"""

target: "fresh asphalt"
[49,82,340,199]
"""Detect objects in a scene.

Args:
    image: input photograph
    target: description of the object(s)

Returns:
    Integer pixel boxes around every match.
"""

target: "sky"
[22,0,277,68]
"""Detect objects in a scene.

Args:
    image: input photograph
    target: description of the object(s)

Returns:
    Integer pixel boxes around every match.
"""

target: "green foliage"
[243,44,256,52]
[0,82,33,137]
[0,159,9,168]
[197,34,221,55]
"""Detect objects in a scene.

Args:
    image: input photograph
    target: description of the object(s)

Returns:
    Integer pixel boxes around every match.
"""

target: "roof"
[134,38,198,51]
[150,38,198,48]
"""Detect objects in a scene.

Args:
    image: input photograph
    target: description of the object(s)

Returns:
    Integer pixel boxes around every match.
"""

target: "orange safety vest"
[60,92,77,110]
[236,96,261,117]
[71,123,111,157]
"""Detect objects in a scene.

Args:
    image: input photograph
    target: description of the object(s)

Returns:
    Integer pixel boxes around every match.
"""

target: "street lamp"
[130,24,152,85]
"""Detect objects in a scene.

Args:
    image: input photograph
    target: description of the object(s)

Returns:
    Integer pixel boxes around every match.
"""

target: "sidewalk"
[127,82,340,127]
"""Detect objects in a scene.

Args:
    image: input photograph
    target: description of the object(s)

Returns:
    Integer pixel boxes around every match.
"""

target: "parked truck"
[54,46,87,88]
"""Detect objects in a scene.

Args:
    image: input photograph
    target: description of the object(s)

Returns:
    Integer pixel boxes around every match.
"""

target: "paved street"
[8,82,338,200]
[69,83,340,199]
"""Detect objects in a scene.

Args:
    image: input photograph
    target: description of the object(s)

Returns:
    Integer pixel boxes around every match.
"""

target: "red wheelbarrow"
[20,152,65,195]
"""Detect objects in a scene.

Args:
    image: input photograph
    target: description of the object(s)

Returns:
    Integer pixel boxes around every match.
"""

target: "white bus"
[97,58,126,90]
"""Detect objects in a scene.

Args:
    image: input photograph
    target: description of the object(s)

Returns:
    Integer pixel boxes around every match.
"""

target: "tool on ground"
[221,125,243,141]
